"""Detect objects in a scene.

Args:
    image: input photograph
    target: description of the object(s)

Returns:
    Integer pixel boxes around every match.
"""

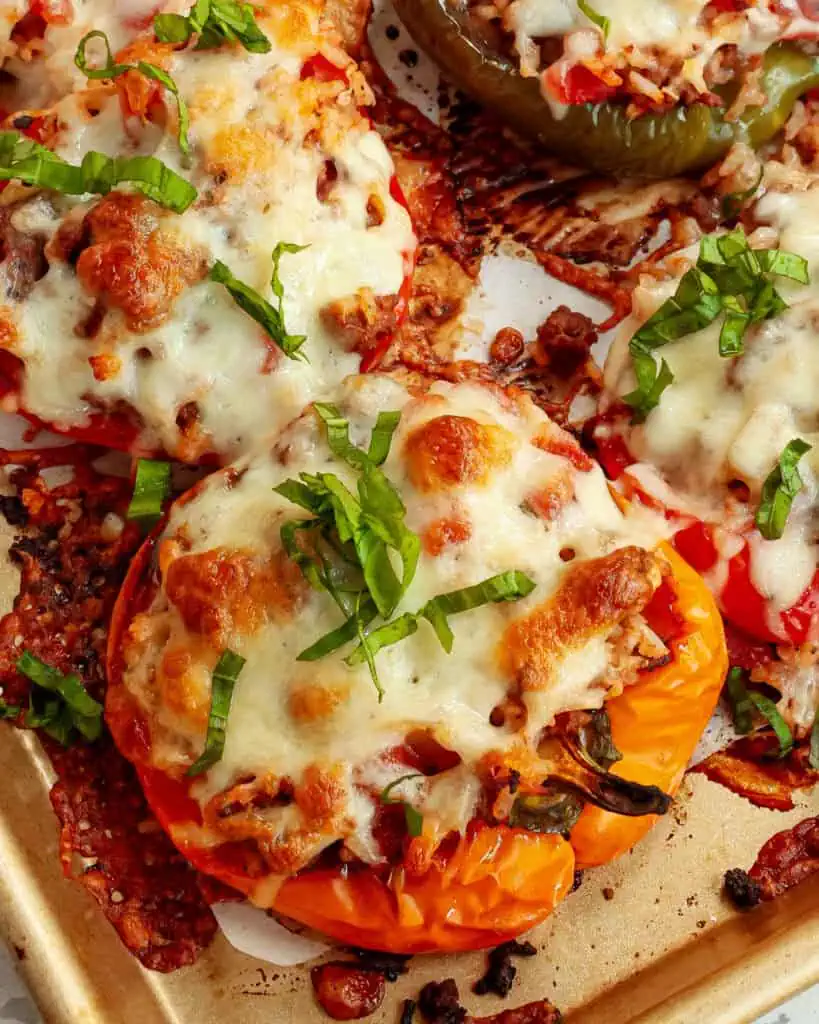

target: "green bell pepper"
[394,0,819,178]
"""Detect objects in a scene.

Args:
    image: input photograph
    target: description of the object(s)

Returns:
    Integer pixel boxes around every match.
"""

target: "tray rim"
[2,723,819,1024]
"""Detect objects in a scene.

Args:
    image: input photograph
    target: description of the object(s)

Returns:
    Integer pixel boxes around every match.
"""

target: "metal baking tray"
[3,2,819,1020]
[2,718,819,1023]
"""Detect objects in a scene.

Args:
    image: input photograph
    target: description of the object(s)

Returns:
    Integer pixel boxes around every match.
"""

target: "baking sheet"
[1,1,819,1021]
[3,714,819,1024]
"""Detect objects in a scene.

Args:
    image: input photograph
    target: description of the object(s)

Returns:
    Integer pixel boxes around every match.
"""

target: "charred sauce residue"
[311,964,387,1021]
[696,733,819,812]
[311,949,562,1021]
[473,939,537,998]
[311,951,411,1019]
[415,978,562,1023]
[725,816,819,911]
[0,446,224,970]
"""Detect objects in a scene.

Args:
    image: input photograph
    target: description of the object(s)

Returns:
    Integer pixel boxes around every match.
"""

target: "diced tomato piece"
[300,53,348,83]
[706,0,749,12]
[553,64,619,106]
[593,432,635,481]
[675,519,819,646]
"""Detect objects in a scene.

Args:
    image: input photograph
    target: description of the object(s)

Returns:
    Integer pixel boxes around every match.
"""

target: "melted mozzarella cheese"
[605,184,819,626]
[504,0,802,93]
[508,0,795,53]
[509,0,713,54]
[2,1,415,461]
[120,375,668,878]
[756,173,819,282]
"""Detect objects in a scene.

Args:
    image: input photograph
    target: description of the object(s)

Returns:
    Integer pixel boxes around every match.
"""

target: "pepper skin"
[128,764,575,953]
[106,528,726,953]
[394,0,819,178]
[570,545,728,868]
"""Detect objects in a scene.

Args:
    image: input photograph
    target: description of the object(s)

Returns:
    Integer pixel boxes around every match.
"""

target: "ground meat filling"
[0,203,48,304]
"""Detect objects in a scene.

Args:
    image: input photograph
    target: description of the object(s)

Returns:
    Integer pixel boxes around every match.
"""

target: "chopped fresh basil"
[74,29,131,78]
[271,242,307,337]
[747,691,793,758]
[0,132,196,212]
[296,598,377,663]
[345,570,536,665]
[625,349,674,421]
[79,152,196,211]
[277,406,418,623]
[345,611,419,666]
[74,31,191,156]
[726,667,794,756]
[23,696,75,746]
[314,402,375,472]
[211,244,307,361]
[139,64,190,157]
[725,666,754,735]
[421,571,537,652]
[625,229,809,420]
[367,411,401,467]
[755,438,811,541]
[578,0,610,40]
[154,0,271,54]
[624,267,721,419]
[127,459,171,527]
[757,249,810,283]
[633,266,723,349]
[509,789,584,835]
[276,408,535,699]
[16,651,103,745]
[810,710,819,772]
[381,773,425,838]
[579,708,622,770]
[187,649,246,776]
[353,596,384,700]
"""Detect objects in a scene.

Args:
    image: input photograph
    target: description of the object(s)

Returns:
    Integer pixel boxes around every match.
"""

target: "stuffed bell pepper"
[0,0,415,464]
[395,0,819,177]
[106,373,727,952]
[596,169,819,745]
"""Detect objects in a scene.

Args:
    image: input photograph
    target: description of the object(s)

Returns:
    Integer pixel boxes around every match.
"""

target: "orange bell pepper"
[106,531,726,953]
[130,759,576,954]
[570,545,727,868]
[273,827,574,953]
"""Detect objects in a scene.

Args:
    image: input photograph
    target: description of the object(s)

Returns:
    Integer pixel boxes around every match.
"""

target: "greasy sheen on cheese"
[602,166,819,648]
[488,0,817,108]
[0,0,415,462]
[118,374,668,887]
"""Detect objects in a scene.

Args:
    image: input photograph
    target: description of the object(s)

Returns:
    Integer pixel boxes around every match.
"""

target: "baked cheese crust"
[119,374,668,892]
